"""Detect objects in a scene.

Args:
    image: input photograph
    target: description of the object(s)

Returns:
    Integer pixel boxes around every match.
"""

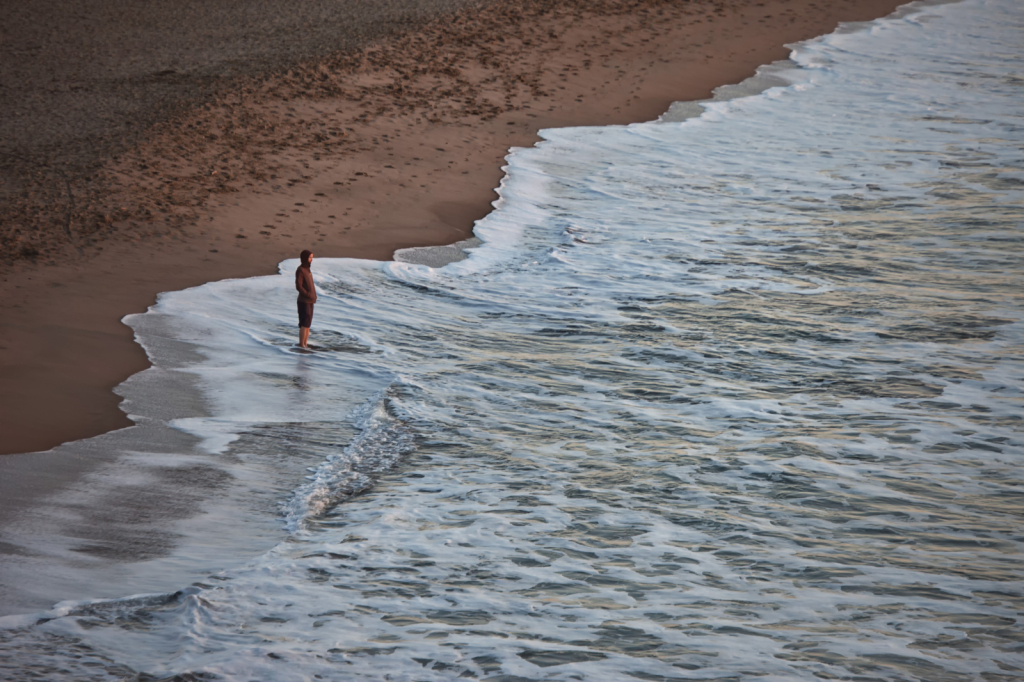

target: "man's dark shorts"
[298,301,314,328]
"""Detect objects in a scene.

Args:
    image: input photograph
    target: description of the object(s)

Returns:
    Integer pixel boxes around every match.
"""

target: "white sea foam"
[281,386,416,531]
[2,0,1023,680]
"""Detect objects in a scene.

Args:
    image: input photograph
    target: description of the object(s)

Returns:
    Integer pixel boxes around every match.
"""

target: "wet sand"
[0,0,905,456]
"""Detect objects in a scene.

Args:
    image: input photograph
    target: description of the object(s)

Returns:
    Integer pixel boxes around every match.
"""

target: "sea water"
[2,0,1022,679]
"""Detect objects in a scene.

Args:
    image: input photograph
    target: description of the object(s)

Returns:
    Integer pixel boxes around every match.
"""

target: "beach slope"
[0,0,905,456]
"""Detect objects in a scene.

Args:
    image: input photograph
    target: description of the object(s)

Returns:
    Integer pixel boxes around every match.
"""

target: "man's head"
[300,249,314,266]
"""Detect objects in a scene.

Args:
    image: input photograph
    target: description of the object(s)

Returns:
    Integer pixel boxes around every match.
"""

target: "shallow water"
[2,0,1023,679]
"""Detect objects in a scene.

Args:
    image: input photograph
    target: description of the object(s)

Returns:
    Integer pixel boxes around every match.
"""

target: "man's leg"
[299,327,310,348]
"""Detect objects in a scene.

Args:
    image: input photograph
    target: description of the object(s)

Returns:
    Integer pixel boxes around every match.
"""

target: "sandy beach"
[0,0,905,457]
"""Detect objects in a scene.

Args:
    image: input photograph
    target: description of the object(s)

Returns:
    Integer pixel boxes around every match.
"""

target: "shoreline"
[0,0,907,456]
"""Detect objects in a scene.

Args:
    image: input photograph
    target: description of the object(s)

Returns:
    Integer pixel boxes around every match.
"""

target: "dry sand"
[0,0,905,456]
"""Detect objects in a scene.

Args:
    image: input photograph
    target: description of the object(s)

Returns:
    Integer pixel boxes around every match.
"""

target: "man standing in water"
[295,249,316,348]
